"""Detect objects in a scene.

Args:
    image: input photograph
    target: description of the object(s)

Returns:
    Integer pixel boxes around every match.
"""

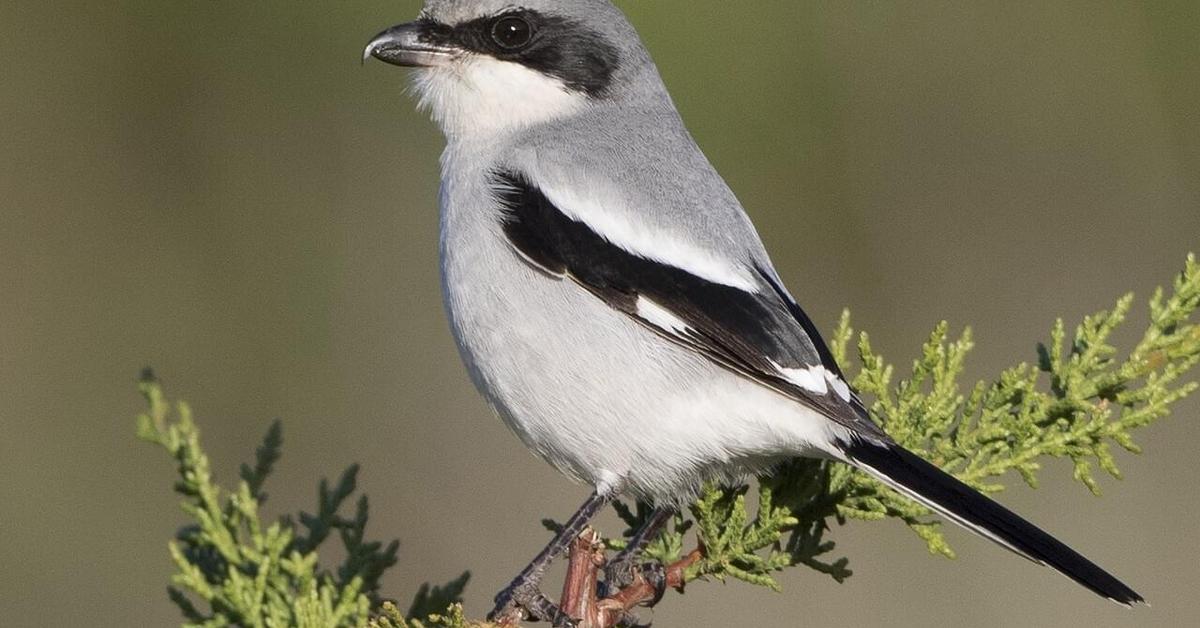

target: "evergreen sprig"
[368,602,480,628]
[612,253,1200,589]
[137,370,468,627]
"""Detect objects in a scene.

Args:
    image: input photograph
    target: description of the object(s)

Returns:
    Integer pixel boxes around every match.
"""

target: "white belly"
[436,160,845,503]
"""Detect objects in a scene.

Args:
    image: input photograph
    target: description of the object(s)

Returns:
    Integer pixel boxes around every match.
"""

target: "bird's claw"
[603,559,668,607]
[614,610,653,628]
[489,578,576,626]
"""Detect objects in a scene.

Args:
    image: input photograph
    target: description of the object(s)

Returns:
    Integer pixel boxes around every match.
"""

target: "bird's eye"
[490,16,533,50]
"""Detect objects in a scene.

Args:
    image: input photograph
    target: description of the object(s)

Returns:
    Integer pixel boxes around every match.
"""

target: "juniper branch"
[612,253,1200,590]
[137,370,469,628]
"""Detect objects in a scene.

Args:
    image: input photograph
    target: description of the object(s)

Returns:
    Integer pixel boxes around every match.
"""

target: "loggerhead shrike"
[365,0,1143,624]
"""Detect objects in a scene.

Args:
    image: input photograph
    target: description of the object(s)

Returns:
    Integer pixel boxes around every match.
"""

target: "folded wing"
[491,169,886,440]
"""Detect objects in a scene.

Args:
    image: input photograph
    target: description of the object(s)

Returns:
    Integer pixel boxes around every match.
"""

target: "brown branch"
[594,547,703,625]
[499,529,706,628]
[560,528,606,627]
[552,523,707,628]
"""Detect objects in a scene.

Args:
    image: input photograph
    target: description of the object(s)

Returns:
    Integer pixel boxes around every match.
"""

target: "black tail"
[842,437,1144,605]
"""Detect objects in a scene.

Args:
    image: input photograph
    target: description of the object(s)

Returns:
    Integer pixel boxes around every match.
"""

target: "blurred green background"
[2,1,1197,626]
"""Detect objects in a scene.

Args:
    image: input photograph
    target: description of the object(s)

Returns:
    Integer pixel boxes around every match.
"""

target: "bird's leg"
[489,491,612,626]
[602,507,674,605]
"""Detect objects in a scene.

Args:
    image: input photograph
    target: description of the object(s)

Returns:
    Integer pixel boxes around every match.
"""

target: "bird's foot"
[602,559,668,607]
[489,577,576,627]
[613,611,653,628]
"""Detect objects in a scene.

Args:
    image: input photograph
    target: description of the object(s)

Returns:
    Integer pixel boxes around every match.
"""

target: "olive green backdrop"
[1,1,1197,626]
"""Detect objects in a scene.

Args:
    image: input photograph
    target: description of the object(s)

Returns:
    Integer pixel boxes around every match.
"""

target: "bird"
[364,0,1144,624]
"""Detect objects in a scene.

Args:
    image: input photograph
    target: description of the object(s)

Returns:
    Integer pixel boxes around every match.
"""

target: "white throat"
[412,56,589,140]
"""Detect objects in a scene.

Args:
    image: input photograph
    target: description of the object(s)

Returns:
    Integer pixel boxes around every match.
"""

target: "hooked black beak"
[363,21,458,67]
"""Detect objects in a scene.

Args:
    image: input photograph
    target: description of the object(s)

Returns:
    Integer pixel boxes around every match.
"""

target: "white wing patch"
[536,184,760,293]
[774,361,827,395]
[635,296,691,334]
[771,360,853,401]
[826,372,852,402]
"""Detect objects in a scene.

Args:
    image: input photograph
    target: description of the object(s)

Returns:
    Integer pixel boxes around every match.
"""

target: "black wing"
[493,170,886,439]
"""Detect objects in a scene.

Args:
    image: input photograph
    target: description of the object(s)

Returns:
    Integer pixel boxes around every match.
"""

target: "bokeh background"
[2,1,1197,626]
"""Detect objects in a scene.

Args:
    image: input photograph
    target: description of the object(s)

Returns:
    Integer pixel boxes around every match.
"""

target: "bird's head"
[365,0,658,140]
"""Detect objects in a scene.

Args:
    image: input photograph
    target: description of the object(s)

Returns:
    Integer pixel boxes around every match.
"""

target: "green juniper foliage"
[137,371,468,628]
[143,255,1200,625]
[620,253,1200,591]
[367,602,477,628]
